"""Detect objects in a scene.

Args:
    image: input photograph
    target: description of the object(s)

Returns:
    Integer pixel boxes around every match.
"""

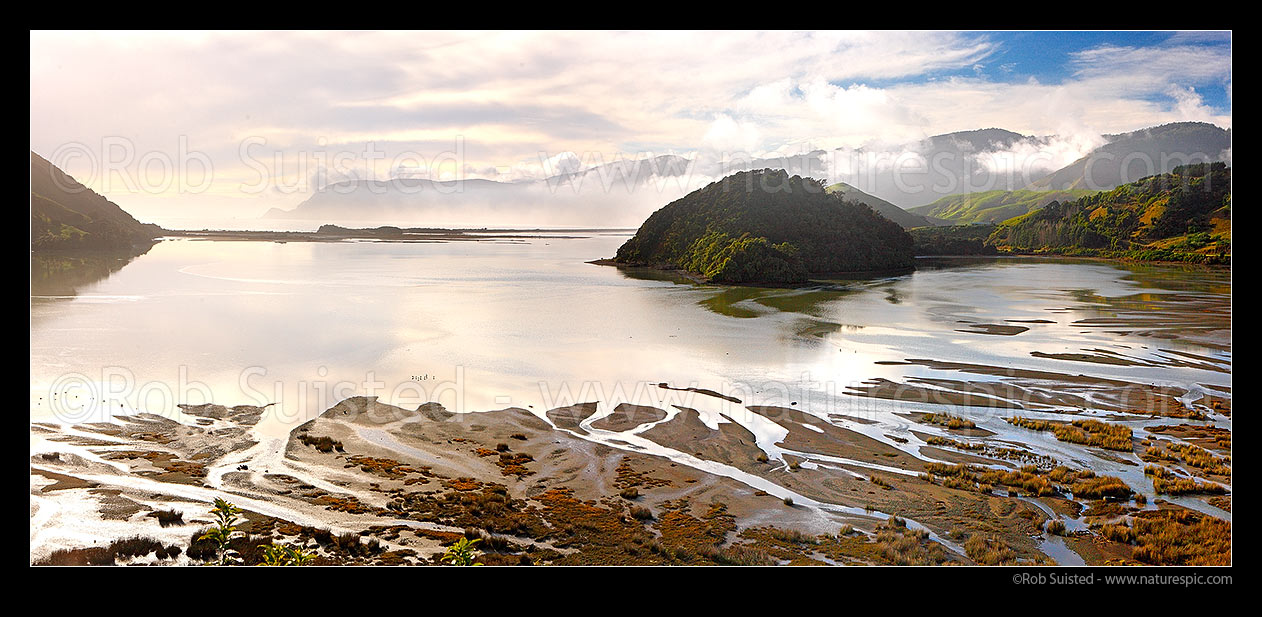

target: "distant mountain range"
[1025,122,1231,192]
[821,122,1228,210]
[831,127,1036,209]
[30,152,161,251]
[263,154,697,227]
[261,122,1230,232]
[825,182,935,229]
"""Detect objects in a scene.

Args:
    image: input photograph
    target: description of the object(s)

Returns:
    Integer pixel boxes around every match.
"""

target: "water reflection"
[30,246,154,298]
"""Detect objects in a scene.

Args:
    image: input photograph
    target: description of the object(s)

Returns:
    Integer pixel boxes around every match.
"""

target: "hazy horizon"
[31,30,1232,229]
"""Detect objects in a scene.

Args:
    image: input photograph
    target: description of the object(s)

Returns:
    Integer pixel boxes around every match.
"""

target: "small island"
[608,169,915,284]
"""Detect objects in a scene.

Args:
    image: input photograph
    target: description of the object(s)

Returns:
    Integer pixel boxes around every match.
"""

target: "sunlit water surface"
[31,234,1230,445]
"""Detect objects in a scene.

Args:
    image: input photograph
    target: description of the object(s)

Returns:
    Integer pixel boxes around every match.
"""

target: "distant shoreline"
[163,225,638,243]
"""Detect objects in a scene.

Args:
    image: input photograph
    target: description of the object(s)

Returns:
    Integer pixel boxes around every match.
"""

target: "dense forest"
[615,169,915,283]
[988,163,1230,263]
[909,225,998,256]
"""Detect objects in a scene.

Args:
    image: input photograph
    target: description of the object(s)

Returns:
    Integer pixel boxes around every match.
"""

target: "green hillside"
[909,189,1096,224]
[988,163,1230,263]
[824,182,932,229]
[30,151,161,251]
[614,169,914,283]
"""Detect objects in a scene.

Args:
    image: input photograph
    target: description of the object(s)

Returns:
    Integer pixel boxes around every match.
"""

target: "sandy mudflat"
[31,341,1231,566]
[590,404,668,432]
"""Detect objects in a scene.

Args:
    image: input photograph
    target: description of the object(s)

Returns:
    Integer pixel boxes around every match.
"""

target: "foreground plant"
[200,498,244,566]
[441,537,483,566]
[261,542,316,566]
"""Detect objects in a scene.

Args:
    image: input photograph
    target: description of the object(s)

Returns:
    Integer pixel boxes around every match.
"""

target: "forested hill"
[614,169,914,283]
[31,151,162,251]
[988,163,1230,263]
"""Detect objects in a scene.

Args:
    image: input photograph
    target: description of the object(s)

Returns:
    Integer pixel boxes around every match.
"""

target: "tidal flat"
[30,235,1230,565]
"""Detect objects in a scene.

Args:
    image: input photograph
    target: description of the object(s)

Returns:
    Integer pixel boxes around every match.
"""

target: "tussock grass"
[34,536,182,566]
[629,505,654,521]
[963,534,1018,565]
[151,509,184,527]
[1006,417,1132,451]
[1099,510,1230,565]
[923,462,1133,500]
[921,413,975,429]
[297,433,344,453]
[1144,465,1228,495]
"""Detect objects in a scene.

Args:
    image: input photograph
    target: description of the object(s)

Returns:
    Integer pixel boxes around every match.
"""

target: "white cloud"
[1167,86,1219,123]
[701,114,763,155]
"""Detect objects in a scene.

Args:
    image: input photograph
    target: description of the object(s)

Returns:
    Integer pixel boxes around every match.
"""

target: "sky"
[29,30,1232,225]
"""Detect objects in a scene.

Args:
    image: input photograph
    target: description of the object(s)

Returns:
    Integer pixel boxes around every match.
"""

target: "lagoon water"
[30,232,1231,445]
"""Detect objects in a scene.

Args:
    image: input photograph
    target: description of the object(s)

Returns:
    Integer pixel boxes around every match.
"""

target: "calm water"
[29,233,1231,440]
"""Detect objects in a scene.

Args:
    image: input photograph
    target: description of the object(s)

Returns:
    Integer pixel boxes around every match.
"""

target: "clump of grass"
[783,496,795,506]
[1143,465,1228,495]
[495,443,510,452]
[34,536,182,566]
[963,534,1017,565]
[1118,510,1230,565]
[1082,501,1125,518]
[872,523,947,565]
[1099,522,1137,544]
[1045,519,1067,536]
[922,413,975,429]
[869,475,894,490]
[756,452,769,463]
[766,527,817,545]
[150,509,184,527]
[297,433,344,453]
[619,487,640,500]
[629,505,654,520]
[788,459,801,470]
[923,462,1133,500]
[463,528,513,553]
[1006,416,1133,451]
[701,543,777,566]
